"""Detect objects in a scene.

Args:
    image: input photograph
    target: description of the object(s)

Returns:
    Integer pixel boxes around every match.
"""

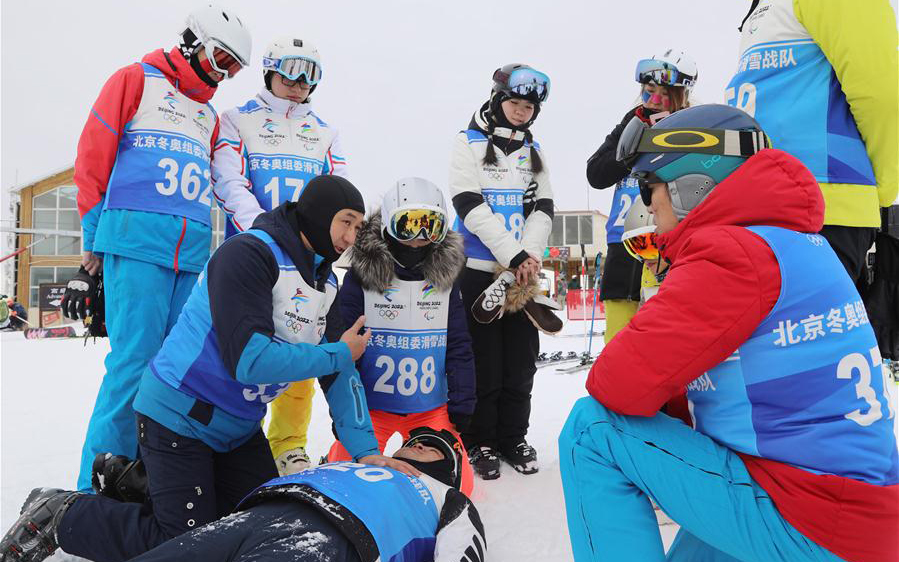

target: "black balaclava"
[385,234,432,271]
[400,428,462,489]
[294,175,365,262]
[178,28,219,88]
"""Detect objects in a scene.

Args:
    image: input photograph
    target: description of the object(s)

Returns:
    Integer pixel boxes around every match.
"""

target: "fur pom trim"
[350,212,465,293]
[495,267,541,313]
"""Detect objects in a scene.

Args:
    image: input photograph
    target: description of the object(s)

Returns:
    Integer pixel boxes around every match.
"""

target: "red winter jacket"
[586,149,899,562]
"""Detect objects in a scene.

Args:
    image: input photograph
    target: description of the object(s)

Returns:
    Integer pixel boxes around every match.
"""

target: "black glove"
[61,266,100,320]
[449,412,472,433]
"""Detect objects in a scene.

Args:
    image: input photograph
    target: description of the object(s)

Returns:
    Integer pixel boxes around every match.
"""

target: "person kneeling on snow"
[559,105,898,562]
[126,428,486,562]
[327,178,478,496]
[0,176,415,562]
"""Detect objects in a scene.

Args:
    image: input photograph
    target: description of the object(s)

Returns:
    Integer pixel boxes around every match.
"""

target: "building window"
[31,186,80,256]
[549,214,595,246]
[29,266,79,307]
[210,206,226,252]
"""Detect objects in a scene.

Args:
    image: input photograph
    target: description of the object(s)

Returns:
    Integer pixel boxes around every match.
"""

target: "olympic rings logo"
[285,318,306,333]
[263,138,282,146]
[488,172,505,181]
[379,309,398,320]
[163,113,183,125]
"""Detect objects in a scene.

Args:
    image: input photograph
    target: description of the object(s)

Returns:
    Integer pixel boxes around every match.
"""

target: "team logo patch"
[164,91,178,109]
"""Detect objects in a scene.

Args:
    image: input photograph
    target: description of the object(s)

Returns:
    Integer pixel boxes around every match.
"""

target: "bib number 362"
[373,355,436,396]
[155,157,212,206]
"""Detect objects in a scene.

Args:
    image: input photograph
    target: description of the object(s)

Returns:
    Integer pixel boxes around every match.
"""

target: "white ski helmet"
[635,49,697,89]
[183,4,251,79]
[381,177,449,243]
[262,37,323,92]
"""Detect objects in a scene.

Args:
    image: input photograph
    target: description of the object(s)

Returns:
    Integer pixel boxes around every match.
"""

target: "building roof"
[8,165,75,194]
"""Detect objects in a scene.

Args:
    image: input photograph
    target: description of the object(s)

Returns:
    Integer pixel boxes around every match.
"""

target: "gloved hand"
[61,266,100,321]
[471,270,516,324]
[449,412,472,433]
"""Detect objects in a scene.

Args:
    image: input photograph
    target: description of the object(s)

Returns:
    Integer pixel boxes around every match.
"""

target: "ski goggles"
[615,116,772,169]
[385,205,448,243]
[494,67,551,103]
[635,58,695,88]
[263,56,322,85]
[199,41,247,79]
[622,226,660,262]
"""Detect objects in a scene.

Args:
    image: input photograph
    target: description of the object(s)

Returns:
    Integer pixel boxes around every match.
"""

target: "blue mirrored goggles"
[634,59,695,88]
[494,67,551,102]
[263,56,322,85]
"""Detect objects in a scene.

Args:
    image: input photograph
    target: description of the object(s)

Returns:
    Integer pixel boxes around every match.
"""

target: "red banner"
[566,289,605,321]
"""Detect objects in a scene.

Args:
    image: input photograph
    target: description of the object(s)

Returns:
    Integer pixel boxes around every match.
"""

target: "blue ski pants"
[558,397,846,562]
[76,254,197,491]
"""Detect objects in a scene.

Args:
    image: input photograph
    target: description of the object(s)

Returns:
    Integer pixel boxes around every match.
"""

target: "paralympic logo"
[300,122,312,134]
[196,109,207,122]
[383,285,399,302]
[263,118,277,133]
[517,154,529,166]
[421,283,436,298]
[164,91,178,109]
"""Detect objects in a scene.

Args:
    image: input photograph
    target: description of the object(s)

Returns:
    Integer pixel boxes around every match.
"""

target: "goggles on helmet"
[404,426,463,485]
[494,67,551,103]
[385,205,448,243]
[200,40,246,79]
[263,56,322,85]
[616,116,771,169]
[622,226,660,262]
[635,58,696,88]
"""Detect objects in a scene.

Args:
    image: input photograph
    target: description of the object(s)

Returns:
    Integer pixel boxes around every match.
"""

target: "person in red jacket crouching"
[559,104,898,562]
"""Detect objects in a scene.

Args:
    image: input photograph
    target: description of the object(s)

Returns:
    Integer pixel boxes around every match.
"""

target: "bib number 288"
[373,355,436,396]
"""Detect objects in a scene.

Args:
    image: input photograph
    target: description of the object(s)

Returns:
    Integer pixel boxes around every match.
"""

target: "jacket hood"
[142,48,217,104]
[350,212,465,293]
[657,149,825,263]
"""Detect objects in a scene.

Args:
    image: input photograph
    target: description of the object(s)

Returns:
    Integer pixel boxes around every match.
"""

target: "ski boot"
[565,351,578,360]
[275,447,311,476]
[536,352,548,363]
[468,446,501,480]
[499,441,539,475]
[1,488,81,561]
[92,453,148,504]
[549,351,564,362]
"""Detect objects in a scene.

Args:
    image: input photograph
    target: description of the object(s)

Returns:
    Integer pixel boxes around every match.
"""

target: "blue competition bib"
[248,463,439,562]
[688,226,897,485]
[605,178,640,244]
[105,63,217,226]
[360,280,450,413]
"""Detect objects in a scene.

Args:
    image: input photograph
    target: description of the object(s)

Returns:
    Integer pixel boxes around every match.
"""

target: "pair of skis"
[556,271,603,374]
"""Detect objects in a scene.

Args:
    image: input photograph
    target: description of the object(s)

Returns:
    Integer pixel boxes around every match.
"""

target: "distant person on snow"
[127,428,486,562]
[451,63,559,481]
[0,296,28,331]
[211,36,350,476]
[326,178,477,496]
[0,177,416,562]
[559,104,898,562]
[60,4,252,494]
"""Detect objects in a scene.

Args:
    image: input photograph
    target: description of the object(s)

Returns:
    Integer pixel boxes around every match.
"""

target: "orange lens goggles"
[623,231,660,262]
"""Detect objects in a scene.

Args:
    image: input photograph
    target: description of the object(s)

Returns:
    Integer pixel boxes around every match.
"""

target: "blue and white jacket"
[134,204,378,456]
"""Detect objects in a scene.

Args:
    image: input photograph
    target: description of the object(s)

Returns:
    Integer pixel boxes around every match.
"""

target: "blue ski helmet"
[620,104,769,218]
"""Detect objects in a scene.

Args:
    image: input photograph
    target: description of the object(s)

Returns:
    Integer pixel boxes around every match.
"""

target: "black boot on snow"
[1,487,81,561]
[500,442,539,475]
[91,453,148,504]
[468,446,501,480]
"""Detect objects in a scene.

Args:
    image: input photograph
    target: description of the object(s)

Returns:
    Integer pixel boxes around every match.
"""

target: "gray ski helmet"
[622,197,655,241]
[630,104,766,219]
[491,63,551,104]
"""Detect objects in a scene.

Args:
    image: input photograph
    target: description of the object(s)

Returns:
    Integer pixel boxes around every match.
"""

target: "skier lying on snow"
[559,104,899,562]
[4,428,486,562]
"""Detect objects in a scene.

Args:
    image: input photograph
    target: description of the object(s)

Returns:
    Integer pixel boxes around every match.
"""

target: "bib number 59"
[155,157,212,206]
[373,355,436,396]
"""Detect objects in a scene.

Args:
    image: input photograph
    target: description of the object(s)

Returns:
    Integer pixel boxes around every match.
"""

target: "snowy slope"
[15,310,896,560]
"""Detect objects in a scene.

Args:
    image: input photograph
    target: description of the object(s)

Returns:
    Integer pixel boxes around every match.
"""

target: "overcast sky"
[1,1,772,222]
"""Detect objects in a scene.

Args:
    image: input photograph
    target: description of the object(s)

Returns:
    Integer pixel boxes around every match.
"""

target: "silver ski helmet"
[635,49,697,89]
[262,37,322,94]
[618,104,770,219]
[381,177,449,243]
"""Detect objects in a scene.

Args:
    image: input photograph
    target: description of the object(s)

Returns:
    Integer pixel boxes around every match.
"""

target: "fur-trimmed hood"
[350,212,465,293]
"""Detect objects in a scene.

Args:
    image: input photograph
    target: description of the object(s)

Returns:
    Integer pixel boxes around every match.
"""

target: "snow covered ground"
[3,318,896,561]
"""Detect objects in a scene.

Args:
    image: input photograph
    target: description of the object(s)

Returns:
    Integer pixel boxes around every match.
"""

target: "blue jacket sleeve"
[207,235,354,386]
[445,281,476,416]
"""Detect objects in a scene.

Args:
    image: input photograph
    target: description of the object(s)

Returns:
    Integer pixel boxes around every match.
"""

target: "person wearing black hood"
[449,64,555,480]
[326,178,477,497]
[114,428,487,562]
[0,176,418,562]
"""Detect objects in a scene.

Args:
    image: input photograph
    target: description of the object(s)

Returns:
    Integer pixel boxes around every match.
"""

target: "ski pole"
[587,273,600,356]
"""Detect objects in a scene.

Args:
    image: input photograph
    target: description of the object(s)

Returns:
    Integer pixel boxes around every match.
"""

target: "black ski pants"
[460,267,539,452]
[130,499,361,562]
[819,225,877,293]
[57,414,278,562]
